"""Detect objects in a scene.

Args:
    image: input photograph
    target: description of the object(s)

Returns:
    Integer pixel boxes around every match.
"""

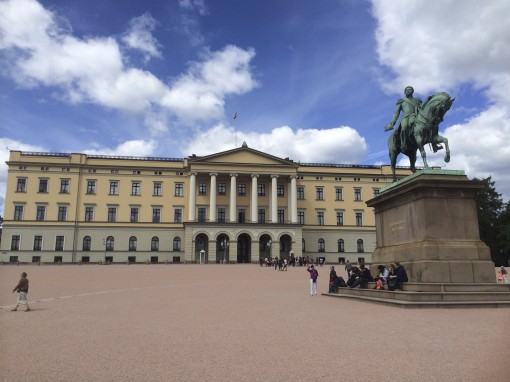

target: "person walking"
[12,272,30,312]
[307,265,319,296]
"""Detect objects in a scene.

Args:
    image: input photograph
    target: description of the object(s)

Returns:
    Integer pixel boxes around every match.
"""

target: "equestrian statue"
[384,86,455,181]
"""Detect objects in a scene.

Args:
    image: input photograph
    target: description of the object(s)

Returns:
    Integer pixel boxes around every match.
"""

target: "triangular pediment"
[188,144,298,167]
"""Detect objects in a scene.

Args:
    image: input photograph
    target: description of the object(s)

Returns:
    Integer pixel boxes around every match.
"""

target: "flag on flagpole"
[233,112,237,119]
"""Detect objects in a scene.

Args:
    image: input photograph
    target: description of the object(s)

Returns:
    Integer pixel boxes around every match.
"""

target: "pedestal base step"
[323,283,510,308]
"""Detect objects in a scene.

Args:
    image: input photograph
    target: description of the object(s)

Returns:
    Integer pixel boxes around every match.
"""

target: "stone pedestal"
[366,170,494,284]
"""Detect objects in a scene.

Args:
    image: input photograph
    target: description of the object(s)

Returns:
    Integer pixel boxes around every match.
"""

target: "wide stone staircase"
[323,282,510,308]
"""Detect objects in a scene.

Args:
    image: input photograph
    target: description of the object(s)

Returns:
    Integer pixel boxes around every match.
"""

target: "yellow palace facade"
[1,144,410,264]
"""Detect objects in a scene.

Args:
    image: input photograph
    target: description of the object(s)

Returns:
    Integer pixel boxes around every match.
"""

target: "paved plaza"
[1,264,509,382]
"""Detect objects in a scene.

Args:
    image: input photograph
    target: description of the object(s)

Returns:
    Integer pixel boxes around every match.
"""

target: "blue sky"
[1,0,510,214]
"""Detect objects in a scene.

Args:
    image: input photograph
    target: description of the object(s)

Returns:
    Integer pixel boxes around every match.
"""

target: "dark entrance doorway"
[195,234,209,263]
[279,234,292,259]
[237,233,251,263]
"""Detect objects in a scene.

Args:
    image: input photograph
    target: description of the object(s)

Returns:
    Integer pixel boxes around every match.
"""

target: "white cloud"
[83,139,157,157]
[178,0,207,16]
[0,138,47,216]
[122,13,162,62]
[162,45,258,124]
[0,0,257,134]
[373,0,510,101]
[182,124,368,163]
[372,0,510,201]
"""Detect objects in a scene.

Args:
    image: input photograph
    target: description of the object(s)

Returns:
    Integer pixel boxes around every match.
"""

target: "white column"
[251,174,259,223]
[271,175,278,223]
[209,173,217,222]
[188,172,197,221]
[291,175,298,223]
[229,173,237,223]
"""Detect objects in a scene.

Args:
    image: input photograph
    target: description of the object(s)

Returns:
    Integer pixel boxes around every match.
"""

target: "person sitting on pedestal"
[388,262,408,291]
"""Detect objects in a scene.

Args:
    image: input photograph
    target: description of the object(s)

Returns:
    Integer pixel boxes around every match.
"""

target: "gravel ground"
[1,264,509,382]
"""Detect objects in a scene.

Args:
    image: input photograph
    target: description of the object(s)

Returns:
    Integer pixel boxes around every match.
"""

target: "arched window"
[357,239,364,253]
[151,236,159,251]
[318,238,325,253]
[129,236,137,251]
[106,236,114,251]
[173,237,181,251]
[82,236,91,251]
[338,239,345,253]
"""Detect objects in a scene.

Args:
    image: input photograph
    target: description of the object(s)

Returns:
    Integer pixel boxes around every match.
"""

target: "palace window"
[218,182,226,195]
[218,208,226,223]
[297,187,305,200]
[198,181,207,195]
[316,187,324,200]
[11,235,20,251]
[151,237,159,251]
[335,188,343,201]
[39,179,48,193]
[109,181,119,195]
[238,183,246,196]
[317,211,325,226]
[130,208,139,223]
[198,207,206,223]
[258,184,265,196]
[82,236,91,251]
[60,179,70,194]
[108,207,117,222]
[152,208,161,223]
[131,182,141,196]
[36,205,46,221]
[85,207,94,222]
[258,208,265,223]
[298,211,305,224]
[33,236,43,251]
[153,182,162,196]
[57,206,67,221]
[129,236,137,251]
[277,184,284,197]
[278,209,285,224]
[174,208,182,223]
[86,180,96,194]
[16,178,27,192]
[14,205,24,221]
[336,212,344,226]
[355,212,363,226]
[357,239,364,253]
[354,188,362,201]
[106,236,114,251]
[175,183,183,196]
[173,237,181,251]
[338,239,345,253]
[55,236,64,251]
[318,238,325,253]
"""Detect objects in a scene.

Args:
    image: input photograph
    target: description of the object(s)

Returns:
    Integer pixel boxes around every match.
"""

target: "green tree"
[474,177,504,265]
[497,202,510,266]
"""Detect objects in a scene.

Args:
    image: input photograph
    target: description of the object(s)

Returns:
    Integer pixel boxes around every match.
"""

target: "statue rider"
[384,86,422,152]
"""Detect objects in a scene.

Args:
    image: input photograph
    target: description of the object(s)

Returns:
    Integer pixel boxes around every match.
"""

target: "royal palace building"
[1,143,411,264]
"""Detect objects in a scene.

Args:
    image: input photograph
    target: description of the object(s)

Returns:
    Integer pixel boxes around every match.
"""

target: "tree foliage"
[474,177,508,265]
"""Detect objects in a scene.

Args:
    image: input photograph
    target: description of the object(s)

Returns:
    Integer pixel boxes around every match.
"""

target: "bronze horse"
[388,92,455,181]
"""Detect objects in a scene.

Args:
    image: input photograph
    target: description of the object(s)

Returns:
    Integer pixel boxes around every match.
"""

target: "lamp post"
[267,239,272,259]
[222,239,229,264]
[199,249,205,264]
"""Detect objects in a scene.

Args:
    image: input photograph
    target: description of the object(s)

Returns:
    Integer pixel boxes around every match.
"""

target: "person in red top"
[12,272,30,312]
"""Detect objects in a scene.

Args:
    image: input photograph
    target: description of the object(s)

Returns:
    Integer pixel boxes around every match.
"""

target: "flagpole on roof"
[233,112,238,148]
